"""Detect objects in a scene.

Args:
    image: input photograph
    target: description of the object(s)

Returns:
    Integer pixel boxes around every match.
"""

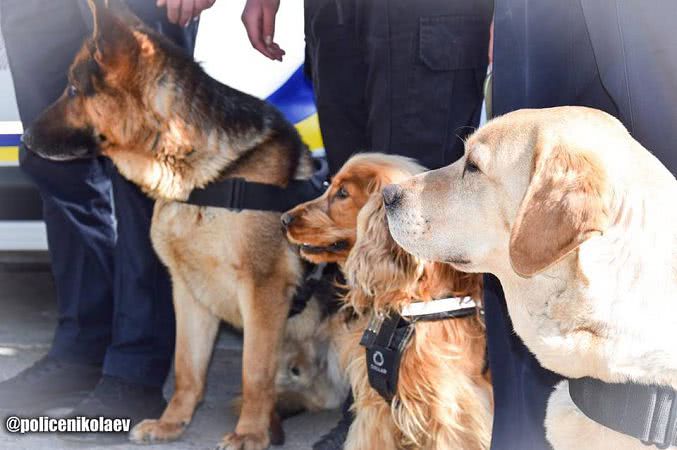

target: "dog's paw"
[216,432,270,450]
[129,419,187,444]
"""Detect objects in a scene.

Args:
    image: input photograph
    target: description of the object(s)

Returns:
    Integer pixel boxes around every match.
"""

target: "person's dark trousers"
[482,276,561,450]
[305,0,493,174]
[494,0,677,174]
[304,1,492,448]
[489,0,677,449]
[0,0,197,387]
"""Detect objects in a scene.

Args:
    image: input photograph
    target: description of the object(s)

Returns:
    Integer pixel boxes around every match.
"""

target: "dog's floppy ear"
[346,193,421,299]
[87,0,140,72]
[509,140,610,277]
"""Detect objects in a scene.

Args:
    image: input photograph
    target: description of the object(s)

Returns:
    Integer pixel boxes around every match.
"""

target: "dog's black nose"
[382,184,403,209]
[281,213,296,229]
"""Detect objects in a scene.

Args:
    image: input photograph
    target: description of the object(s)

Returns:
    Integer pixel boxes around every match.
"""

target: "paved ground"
[0,256,339,450]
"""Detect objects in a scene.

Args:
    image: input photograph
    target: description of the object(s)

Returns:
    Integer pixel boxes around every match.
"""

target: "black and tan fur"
[23,2,321,449]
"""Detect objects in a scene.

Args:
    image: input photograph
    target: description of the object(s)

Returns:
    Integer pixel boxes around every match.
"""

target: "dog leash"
[360,297,479,402]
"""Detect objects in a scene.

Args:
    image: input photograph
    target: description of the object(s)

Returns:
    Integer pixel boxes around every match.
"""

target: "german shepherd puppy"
[23,2,316,449]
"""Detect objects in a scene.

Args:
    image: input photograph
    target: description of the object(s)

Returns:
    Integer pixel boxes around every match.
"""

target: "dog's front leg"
[219,277,291,450]
[130,278,220,444]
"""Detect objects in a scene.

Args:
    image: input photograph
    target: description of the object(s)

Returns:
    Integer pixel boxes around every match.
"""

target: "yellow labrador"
[384,106,677,449]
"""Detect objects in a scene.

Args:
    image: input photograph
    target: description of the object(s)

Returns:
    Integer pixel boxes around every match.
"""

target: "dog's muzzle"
[21,128,100,161]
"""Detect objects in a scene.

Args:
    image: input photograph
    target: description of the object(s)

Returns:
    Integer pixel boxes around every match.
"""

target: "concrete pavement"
[0,260,340,450]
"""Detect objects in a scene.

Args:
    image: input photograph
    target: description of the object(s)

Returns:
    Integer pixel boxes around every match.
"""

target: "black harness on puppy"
[287,262,345,318]
[569,377,677,448]
[359,296,479,402]
[184,157,329,212]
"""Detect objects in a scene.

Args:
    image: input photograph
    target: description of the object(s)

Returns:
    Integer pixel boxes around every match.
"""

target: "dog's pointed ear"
[509,140,610,277]
[346,193,421,301]
[88,0,140,71]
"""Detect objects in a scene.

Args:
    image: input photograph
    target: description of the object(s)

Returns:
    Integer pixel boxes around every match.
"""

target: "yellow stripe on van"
[0,146,19,163]
[295,113,324,152]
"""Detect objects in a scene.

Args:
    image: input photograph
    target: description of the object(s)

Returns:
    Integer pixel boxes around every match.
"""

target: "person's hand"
[157,0,216,27]
[241,0,285,61]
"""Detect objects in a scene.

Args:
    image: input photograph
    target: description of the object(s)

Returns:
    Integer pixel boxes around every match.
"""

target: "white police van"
[0,0,322,251]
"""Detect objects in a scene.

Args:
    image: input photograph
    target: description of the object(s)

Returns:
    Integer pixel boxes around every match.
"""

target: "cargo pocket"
[398,15,488,168]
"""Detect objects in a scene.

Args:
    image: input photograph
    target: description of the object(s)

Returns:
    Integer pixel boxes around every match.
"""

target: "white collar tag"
[400,296,477,318]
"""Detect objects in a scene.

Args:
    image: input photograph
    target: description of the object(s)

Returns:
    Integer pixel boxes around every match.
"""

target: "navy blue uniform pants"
[488,1,677,449]
[304,0,493,174]
[0,0,197,387]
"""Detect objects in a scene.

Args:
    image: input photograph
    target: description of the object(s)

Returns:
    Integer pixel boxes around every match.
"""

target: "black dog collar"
[360,297,479,402]
[400,296,478,321]
[185,157,329,213]
[569,377,677,448]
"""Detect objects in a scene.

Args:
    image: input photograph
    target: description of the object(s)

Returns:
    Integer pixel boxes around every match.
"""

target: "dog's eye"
[67,85,79,98]
[464,159,480,176]
[290,366,301,377]
[335,186,349,199]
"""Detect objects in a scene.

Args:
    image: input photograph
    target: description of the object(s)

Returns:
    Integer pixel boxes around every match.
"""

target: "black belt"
[185,157,329,212]
[569,377,677,448]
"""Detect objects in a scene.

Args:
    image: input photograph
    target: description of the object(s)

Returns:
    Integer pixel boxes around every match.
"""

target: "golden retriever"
[285,153,493,449]
[280,153,428,416]
[342,193,492,450]
[385,106,677,449]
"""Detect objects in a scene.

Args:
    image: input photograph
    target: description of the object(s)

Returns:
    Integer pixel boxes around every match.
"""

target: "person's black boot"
[59,375,166,446]
[0,355,100,415]
[312,393,354,450]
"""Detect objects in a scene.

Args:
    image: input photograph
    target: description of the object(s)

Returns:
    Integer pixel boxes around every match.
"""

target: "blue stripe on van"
[0,134,21,146]
[267,67,317,125]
